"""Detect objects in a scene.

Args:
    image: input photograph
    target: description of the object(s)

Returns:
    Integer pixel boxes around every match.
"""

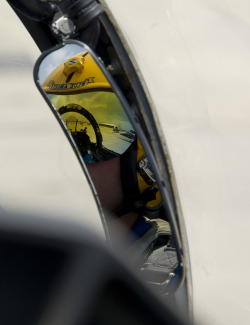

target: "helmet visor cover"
[48,91,136,163]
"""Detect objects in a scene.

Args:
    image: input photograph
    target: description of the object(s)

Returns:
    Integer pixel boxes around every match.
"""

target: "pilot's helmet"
[42,51,136,163]
[42,51,161,214]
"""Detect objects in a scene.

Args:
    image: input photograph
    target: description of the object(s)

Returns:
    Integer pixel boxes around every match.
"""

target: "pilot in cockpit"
[42,51,179,295]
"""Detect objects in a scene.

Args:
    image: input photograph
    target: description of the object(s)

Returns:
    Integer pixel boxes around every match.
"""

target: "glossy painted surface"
[103,0,250,324]
[0,2,104,237]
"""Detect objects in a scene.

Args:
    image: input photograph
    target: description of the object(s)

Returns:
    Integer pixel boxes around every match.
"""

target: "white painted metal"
[104,0,250,324]
[0,2,104,237]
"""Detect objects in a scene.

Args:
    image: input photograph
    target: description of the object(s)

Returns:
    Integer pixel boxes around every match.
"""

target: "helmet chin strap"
[117,139,160,218]
[117,139,140,217]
